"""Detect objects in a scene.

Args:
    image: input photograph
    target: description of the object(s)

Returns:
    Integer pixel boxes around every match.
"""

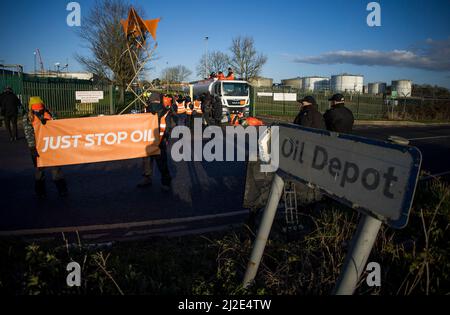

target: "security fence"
[1,68,117,118]
[251,86,387,120]
[250,86,450,122]
[22,77,116,118]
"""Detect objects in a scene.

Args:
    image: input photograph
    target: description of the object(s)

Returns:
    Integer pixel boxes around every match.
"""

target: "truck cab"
[192,79,251,123]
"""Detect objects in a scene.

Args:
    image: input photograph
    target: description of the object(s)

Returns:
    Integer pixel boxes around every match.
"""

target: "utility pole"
[204,36,209,79]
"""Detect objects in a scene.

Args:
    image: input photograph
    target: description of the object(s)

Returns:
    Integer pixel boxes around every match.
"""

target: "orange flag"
[121,7,160,43]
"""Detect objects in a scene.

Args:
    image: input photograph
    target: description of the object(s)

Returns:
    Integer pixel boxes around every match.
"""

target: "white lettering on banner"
[41,130,156,153]
[277,124,421,227]
[257,92,273,97]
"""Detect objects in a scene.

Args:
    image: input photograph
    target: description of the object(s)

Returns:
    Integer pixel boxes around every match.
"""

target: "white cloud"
[293,38,450,72]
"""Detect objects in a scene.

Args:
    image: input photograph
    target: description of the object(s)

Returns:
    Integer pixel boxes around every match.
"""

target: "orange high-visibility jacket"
[32,110,53,126]
[225,73,235,80]
[176,101,186,114]
[159,111,169,144]
[193,101,203,114]
[163,96,173,108]
[185,101,193,115]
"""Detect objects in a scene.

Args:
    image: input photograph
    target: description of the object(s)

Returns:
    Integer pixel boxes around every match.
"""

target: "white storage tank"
[331,74,364,93]
[391,80,412,97]
[281,77,303,89]
[302,76,329,91]
[368,82,387,95]
[249,77,273,88]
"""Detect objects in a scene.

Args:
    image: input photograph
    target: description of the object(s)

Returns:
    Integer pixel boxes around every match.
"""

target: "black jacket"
[146,102,173,135]
[293,105,326,129]
[323,104,354,133]
[202,94,213,111]
[0,91,21,116]
[212,96,223,121]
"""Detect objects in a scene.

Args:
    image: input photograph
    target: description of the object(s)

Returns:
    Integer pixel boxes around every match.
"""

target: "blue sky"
[1,0,449,87]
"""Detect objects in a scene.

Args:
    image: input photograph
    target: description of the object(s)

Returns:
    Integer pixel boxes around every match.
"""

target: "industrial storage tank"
[368,82,387,95]
[391,80,412,97]
[331,74,364,93]
[249,77,273,88]
[281,77,303,89]
[302,76,329,91]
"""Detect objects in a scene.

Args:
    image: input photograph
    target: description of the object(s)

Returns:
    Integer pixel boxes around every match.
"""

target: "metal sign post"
[333,214,382,295]
[333,136,411,295]
[242,123,422,292]
[243,173,284,288]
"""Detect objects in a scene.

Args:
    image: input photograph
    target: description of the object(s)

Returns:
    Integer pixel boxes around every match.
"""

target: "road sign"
[273,93,297,102]
[76,91,104,104]
[390,91,398,100]
[244,123,422,293]
[277,123,422,228]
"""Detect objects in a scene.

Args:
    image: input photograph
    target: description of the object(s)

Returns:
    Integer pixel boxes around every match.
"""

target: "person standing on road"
[201,92,213,126]
[191,96,203,128]
[185,96,193,129]
[323,93,355,133]
[137,92,172,191]
[23,96,68,197]
[293,95,326,129]
[175,95,187,127]
[0,87,21,142]
[212,95,223,126]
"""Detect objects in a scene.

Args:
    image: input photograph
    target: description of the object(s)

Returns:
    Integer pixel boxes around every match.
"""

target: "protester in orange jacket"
[217,71,226,80]
[225,68,235,80]
[23,96,68,197]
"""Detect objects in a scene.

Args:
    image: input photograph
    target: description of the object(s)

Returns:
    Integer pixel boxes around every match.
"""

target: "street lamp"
[204,36,209,79]
[33,52,37,74]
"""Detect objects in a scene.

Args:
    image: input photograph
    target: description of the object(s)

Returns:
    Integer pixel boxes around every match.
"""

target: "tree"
[75,0,152,104]
[151,78,162,87]
[229,36,267,81]
[161,65,192,84]
[196,51,230,79]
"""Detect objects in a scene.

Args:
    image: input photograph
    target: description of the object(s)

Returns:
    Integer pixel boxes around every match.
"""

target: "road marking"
[162,223,243,238]
[123,225,187,237]
[82,233,111,240]
[408,135,450,141]
[0,210,249,237]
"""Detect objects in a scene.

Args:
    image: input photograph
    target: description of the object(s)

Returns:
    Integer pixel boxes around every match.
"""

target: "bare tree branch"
[229,36,267,81]
[161,65,192,83]
[75,0,154,88]
[196,51,230,79]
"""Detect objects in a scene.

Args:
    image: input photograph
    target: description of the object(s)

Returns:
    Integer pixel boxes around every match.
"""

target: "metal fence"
[251,87,387,120]
[1,69,117,118]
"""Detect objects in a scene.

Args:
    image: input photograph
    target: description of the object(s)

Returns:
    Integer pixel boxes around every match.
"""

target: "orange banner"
[33,114,161,167]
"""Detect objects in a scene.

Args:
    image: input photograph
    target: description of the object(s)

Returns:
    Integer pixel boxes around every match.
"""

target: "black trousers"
[143,141,172,186]
[4,114,18,139]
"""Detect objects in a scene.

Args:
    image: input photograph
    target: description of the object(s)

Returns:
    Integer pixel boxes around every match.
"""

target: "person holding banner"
[137,92,172,191]
[23,97,68,197]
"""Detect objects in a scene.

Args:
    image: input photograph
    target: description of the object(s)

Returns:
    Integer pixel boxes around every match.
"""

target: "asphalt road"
[353,124,450,176]
[0,123,449,238]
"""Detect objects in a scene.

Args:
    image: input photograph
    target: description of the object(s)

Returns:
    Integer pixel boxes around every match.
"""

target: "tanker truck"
[190,79,251,123]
